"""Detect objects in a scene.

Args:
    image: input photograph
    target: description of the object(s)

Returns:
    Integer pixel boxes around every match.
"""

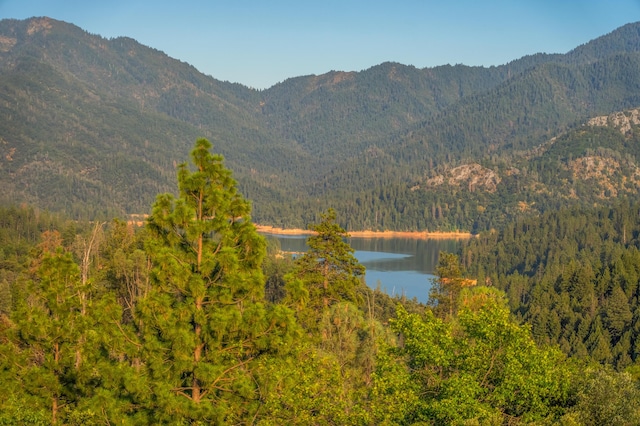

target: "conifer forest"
[3,16,640,425]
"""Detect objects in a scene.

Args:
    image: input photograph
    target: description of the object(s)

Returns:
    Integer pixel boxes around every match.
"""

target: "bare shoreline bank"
[255,225,474,239]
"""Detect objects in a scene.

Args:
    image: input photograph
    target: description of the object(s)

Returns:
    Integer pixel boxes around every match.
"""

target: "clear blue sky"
[1,1,639,89]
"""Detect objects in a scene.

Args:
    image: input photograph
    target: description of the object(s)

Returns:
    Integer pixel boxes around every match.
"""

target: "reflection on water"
[352,251,411,262]
[262,234,462,303]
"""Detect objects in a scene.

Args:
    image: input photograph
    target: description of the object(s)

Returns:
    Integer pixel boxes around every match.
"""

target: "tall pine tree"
[286,208,365,329]
[137,138,294,423]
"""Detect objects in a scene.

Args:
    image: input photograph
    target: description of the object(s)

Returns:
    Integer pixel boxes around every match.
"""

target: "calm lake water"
[262,234,462,303]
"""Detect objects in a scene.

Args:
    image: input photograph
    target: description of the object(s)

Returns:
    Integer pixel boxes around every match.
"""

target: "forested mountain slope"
[0,17,306,218]
[3,17,640,230]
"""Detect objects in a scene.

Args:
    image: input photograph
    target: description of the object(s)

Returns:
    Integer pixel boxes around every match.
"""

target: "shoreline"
[255,225,474,239]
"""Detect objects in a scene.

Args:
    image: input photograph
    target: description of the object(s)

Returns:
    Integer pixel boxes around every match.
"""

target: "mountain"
[2,17,640,230]
[0,17,305,218]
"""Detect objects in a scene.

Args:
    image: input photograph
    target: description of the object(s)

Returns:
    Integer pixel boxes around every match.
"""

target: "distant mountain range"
[2,17,640,230]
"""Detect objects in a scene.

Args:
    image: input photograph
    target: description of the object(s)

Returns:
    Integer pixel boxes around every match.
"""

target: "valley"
[2,16,640,424]
[3,17,640,231]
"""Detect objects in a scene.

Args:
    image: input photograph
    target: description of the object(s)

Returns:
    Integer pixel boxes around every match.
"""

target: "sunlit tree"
[138,138,295,423]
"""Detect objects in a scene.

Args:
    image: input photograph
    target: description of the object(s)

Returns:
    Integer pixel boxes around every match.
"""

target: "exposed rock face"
[0,36,16,52]
[425,163,501,193]
[568,155,640,198]
[588,109,640,135]
[27,17,53,35]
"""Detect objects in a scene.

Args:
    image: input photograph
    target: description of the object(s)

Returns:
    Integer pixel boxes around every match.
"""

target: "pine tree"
[286,208,365,328]
[603,285,632,339]
[428,251,465,318]
[137,138,294,423]
[11,239,122,424]
[585,316,613,364]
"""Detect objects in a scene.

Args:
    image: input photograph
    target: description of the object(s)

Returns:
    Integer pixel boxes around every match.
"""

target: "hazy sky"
[1,1,639,89]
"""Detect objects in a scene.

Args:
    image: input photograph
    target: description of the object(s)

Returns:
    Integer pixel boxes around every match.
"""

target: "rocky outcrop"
[588,109,640,135]
[568,155,640,198]
[425,163,501,193]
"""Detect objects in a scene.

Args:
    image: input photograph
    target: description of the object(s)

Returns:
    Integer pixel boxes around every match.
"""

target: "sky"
[1,1,639,89]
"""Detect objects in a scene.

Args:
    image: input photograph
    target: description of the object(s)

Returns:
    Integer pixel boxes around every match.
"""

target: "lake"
[262,234,462,303]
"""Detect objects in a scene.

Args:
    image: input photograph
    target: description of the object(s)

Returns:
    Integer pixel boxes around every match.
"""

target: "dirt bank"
[255,225,473,239]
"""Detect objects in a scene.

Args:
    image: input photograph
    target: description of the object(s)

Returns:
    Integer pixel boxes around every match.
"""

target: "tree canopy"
[1,143,640,424]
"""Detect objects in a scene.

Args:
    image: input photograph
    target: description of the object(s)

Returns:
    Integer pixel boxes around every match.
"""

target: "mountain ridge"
[3,17,640,230]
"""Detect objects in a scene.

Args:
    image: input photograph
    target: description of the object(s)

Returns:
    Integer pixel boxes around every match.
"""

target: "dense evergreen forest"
[1,139,640,425]
[464,200,640,370]
[5,16,640,425]
[4,17,640,230]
